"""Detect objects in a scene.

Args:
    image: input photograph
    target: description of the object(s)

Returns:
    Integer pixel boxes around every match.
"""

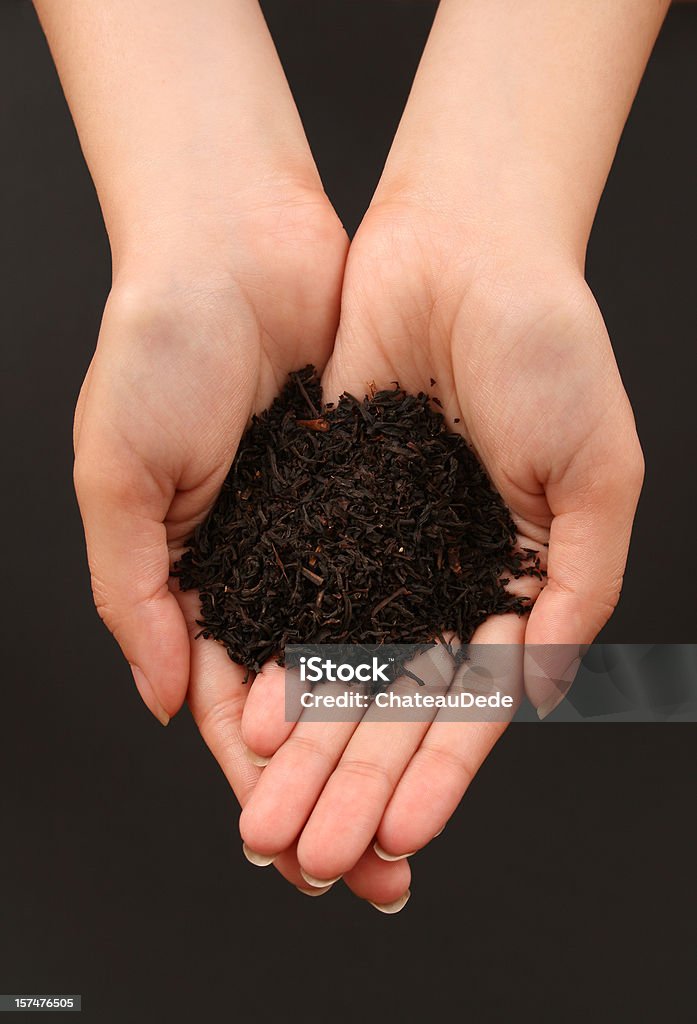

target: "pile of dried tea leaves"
[173,366,542,672]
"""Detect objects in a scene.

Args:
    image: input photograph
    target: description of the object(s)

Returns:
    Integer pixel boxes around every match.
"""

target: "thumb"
[74,436,190,726]
[524,435,645,717]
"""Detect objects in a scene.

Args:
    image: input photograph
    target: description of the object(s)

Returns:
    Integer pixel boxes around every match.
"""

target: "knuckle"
[417,742,475,783]
[593,584,623,622]
[335,757,394,793]
[195,690,248,740]
[89,572,119,633]
[573,580,624,637]
[88,568,169,644]
[286,732,335,768]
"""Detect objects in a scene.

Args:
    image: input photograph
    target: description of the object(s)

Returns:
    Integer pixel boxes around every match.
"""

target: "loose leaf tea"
[173,366,541,673]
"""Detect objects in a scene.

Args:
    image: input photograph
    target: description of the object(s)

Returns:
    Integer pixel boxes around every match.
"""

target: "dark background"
[1,2,695,1021]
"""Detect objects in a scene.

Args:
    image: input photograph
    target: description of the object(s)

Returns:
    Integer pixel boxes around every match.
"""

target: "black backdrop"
[1,2,695,1021]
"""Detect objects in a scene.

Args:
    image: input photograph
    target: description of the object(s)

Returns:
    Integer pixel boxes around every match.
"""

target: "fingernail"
[300,868,343,888]
[242,842,275,867]
[130,665,169,726]
[369,889,411,915]
[374,841,415,862]
[434,826,446,838]
[297,884,333,897]
[537,686,571,721]
[244,745,270,767]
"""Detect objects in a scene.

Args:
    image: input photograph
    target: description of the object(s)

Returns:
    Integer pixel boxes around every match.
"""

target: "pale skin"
[35,0,670,910]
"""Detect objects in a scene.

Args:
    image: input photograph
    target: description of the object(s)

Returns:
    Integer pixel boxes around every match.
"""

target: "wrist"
[359,183,585,312]
[101,176,347,369]
[372,158,590,274]
[370,0,669,272]
[108,171,345,289]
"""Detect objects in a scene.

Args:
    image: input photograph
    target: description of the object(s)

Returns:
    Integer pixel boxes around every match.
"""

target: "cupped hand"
[75,180,413,908]
[74,180,347,723]
[239,198,643,879]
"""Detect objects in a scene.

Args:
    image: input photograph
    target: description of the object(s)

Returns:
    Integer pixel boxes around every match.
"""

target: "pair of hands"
[50,0,659,911]
[73,180,642,909]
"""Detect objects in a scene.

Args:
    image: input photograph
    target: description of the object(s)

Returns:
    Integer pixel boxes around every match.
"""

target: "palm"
[325,201,637,641]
